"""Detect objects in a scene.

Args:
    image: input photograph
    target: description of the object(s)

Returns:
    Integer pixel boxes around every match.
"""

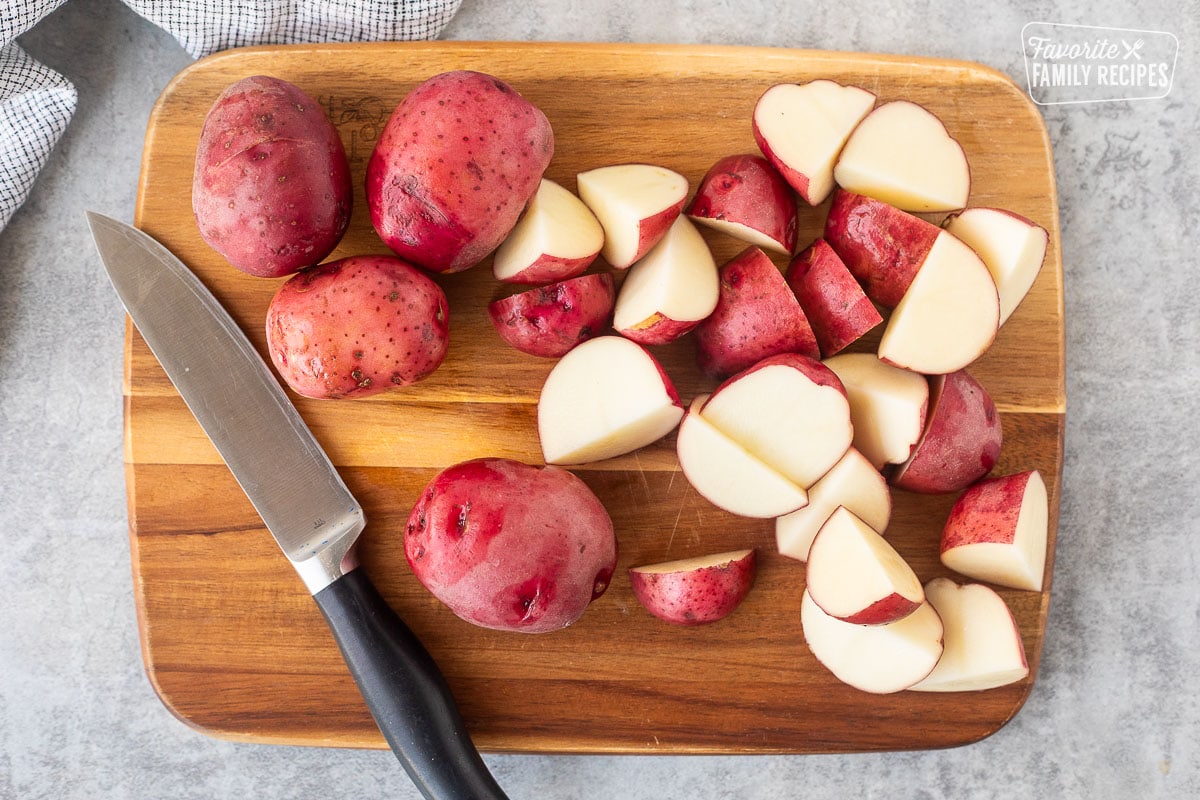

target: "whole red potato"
[192,75,352,278]
[405,458,618,633]
[367,70,554,274]
[265,255,449,399]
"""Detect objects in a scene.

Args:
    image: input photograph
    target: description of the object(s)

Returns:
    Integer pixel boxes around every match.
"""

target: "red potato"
[192,75,352,278]
[488,273,615,358]
[538,336,685,465]
[576,163,689,269]
[700,353,853,489]
[775,447,892,562]
[891,369,1002,494]
[366,70,554,274]
[265,255,448,399]
[822,189,941,308]
[801,590,944,694]
[492,178,604,285]
[405,458,617,633]
[805,507,924,625]
[909,578,1029,692]
[751,80,877,206]
[612,215,718,346]
[676,395,810,519]
[940,470,1049,592]
[943,207,1049,326]
[876,231,999,375]
[833,100,971,213]
[685,154,799,255]
[823,352,929,470]
[692,247,820,379]
[786,238,883,357]
[629,549,757,626]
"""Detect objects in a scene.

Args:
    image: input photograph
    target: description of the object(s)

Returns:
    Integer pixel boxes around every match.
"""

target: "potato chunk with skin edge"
[677,395,809,519]
[805,507,924,625]
[629,549,757,626]
[890,369,1002,495]
[700,353,853,489]
[775,447,891,562]
[693,246,820,380]
[538,336,684,465]
[492,178,604,284]
[786,238,882,357]
[823,352,929,470]
[909,578,1029,692]
[576,163,689,269]
[801,590,944,694]
[488,273,615,358]
[940,470,1048,592]
[833,99,971,213]
[877,231,1000,375]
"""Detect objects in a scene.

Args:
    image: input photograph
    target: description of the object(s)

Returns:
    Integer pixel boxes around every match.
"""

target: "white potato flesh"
[944,207,1049,325]
[538,336,682,464]
[834,100,970,212]
[775,447,891,561]
[700,363,852,488]
[878,231,999,375]
[613,215,718,331]
[909,578,1029,692]
[801,590,944,694]
[677,396,809,519]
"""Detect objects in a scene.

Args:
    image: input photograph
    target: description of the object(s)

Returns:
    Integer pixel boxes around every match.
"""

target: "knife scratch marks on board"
[663,481,691,556]
[631,450,652,497]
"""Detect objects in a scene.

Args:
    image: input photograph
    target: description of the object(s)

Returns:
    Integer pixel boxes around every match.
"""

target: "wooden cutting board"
[126,41,1065,754]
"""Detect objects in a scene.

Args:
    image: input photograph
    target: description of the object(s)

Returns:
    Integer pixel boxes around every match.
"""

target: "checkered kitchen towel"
[0,0,462,231]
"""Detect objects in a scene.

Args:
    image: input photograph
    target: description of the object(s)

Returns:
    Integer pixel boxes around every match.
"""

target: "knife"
[87,212,510,800]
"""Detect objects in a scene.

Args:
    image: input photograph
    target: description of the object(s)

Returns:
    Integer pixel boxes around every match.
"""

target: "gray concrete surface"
[2,0,1197,797]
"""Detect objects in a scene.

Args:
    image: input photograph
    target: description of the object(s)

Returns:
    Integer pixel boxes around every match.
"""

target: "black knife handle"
[313,567,510,800]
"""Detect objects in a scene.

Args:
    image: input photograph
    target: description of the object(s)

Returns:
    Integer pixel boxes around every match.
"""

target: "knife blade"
[87,211,509,800]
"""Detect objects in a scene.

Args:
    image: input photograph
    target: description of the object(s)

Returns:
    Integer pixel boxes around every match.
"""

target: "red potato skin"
[823,189,941,308]
[501,253,594,286]
[617,313,702,346]
[787,238,883,357]
[836,593,922,626]
[686,154,799,253]
[754,137,811,206]
[629,551,757,626]
[621,201,686,270]
[944,205,1041,230]
[192,75,352,278]
[706,351,848,407]
[366,70,554,274]
[405,458,618,633]
[891,370,1002,494]
[488,273,616,358]
[693,247,820,379]
[941,471,1036,551]
[265,255,449,399]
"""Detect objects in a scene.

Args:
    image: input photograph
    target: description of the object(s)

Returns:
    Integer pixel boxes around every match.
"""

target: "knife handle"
[314,567,510,800]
